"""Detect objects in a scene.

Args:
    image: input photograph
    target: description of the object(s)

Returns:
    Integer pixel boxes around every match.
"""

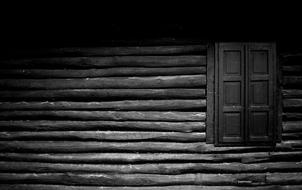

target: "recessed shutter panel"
[247,43,275,143]
[218,43,245,144]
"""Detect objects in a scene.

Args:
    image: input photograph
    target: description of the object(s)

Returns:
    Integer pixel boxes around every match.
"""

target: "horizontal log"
[0,121,205,132]
[281,140,302,148]
[0,131,205,142]
[0,151,301,164]
[282,54,302,65]
[0,152,264,163]
[283,113,302,120]
[0,100,206,111]
[0,111,206,121]
[282,65,302,73]
[282,53,302,58]
[266,172,302,185]
[0,161,301,174]
[283,121,302,133]
[0,67,206,78]
[0,89,206,100]
[282,132,302,140]
[1,185,302,190]
[0,56,206,69]
[0,172,301,186]
[0,141,282,153]
[0,75,206,89]
[283,89,302,98]
[3,45,207,57]
[283,76,302,86]
[283,99,302,108]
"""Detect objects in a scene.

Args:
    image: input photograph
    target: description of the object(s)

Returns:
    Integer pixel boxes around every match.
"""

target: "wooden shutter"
[217,43,245,144]
[215,42,276,145]
[247,43,275,144]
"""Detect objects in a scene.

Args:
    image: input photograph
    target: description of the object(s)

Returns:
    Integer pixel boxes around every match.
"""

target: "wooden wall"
[0,44,301,189]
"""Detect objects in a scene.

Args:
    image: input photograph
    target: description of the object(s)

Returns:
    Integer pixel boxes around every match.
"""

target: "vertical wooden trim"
[214,43,220,146]
[244,44,248,144]
[276,42,282,142]
[206,43,215,143]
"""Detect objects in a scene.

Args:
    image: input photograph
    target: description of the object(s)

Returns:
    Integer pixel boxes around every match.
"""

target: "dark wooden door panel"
[218,43,245,144]
[247,43,275,143]
[216,43,276,146]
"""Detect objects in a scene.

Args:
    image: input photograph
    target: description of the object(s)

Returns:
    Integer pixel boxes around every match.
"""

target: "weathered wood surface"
[0,56,206,69]
[1,184,302,190]
[0,131,205,142]
[0,172,301,186]
[0,141,286,153]
[0,161,301,174]
[283,113,302,120]
[283,99,302,108]
[0,121,204,132]
[0,151,301,164]
[282,65,302,73]
[283,76,302,85]
[2,151,302,163]
[0,100,206,110]
[0,75,206,89]
[0,89,205,100]
[3,45,207,57]
[283,89,302,98]
[283,121,302,133]
[0,152,268,163]
[0,67,206,78]
[0,111,206,121]
[282,132,302,140]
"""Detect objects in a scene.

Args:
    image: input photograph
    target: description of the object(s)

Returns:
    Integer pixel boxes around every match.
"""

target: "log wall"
[0,44,301,189]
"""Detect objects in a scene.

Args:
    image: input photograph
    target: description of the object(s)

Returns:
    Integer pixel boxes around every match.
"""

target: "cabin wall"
[0,43,301,190]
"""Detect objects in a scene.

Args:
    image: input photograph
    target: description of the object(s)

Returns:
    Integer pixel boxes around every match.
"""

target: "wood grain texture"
[0,100,206,110]
[0,152,273,163]
[283,76,302,86]
[0,161,301,174]
[0,67,206,78]
[0,89,205,100]
[0,172,301,186]
[1,184,302,190]
[3,45,207,57]
[0,56,206,69]
[282,65,302,73]
[282,89,302,98]
[283,113,302,120]
[282,132,302,140]
[0,131,205,142]
[283,99,302,108]
[0,121,205,132]
[0,111,206,121]
[0,141,282,153]
[3,151,301,164]
[283,121,302,133]
[0,75,206,89]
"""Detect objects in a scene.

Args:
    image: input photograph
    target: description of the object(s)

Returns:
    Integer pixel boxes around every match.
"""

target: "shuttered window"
[212,42,277,146]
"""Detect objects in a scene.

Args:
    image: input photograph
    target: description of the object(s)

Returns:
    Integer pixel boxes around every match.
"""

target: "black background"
[0,2,301,52]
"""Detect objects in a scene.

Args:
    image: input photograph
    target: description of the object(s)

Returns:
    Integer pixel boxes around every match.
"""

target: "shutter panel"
[247,43,275,143]
[217,43,245,144]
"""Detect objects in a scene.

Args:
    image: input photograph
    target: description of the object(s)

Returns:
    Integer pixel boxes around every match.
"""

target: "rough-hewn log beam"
[0,111,206,121]
[0,100,206,110]
[0,56,206,69]
[0,121,204,132]
[0,131,205,142]
[0,67,206,78]
[0,75,206,89]
[0,89,205,100]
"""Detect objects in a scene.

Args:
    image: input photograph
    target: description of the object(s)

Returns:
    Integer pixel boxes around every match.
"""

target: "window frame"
[206,42,281,146]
